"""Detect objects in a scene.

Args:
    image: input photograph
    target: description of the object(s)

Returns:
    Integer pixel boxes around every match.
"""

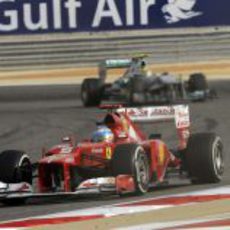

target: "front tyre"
[185,133,224,183]
[0,150,32,184]
[112,144,150,195]
[0,150,32,205]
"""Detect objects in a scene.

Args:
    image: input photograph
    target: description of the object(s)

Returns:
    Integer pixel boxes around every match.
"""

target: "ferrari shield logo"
[106,147,112,160]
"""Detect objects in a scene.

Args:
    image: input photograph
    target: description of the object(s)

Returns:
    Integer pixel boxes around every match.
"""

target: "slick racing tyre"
[112,144,150,195]
[188,73,208,92]
[0,150,32,205]
[0,150,32,184]
[185,133,224,183]
[81,78,102,107]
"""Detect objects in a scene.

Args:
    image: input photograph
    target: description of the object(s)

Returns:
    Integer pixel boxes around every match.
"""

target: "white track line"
[0,186,230,228]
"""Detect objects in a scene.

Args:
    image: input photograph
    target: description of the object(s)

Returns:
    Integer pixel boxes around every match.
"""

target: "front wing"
[0,175,136,202]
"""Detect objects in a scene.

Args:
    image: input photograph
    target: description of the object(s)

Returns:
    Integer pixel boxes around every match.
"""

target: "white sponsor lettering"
[78,177,115,189]
[92,0,122,27]
[140,0,156,25]
[150,107,174,116]
[174,105,190,128]
[126,0,134,26]
[91,148,104,154]
[64,0,82,28]
[23,3,48,30]
[0,0,82,31]
[0,0,18,31]
[117,105,190,129]
[53,0,62,29]
[61,145,73,154]
[93,0,157,27]
[0,0,203,33]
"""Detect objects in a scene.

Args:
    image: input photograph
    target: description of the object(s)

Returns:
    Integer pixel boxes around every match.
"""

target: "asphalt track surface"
[0,81,229,222]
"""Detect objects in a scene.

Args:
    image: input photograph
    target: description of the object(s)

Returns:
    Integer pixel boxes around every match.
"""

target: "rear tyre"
[0,150,32,205]
[188,73,208,92]
[112,144,150,195]
[81,78,102,107]
[185,133,224,183]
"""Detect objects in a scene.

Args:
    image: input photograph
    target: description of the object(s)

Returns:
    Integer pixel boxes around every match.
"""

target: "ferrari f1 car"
[0,104,224,204]
[81,55,216,106]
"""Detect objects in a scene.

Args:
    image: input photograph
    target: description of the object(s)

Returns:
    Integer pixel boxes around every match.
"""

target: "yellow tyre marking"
[159,143,165,165]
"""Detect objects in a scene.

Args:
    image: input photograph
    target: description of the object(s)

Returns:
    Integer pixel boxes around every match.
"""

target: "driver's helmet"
[91,126,114,143]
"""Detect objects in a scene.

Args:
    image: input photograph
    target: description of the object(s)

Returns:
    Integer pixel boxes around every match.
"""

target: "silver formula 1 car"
[81,55,216,107]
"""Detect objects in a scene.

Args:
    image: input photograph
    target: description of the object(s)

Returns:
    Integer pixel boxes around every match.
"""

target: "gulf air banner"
[0,0,229,35]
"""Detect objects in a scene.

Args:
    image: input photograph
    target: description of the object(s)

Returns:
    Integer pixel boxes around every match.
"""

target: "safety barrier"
[0,28,230,72]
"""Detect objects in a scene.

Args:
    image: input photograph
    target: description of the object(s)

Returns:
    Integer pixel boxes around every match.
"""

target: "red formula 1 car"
[0,105,224,204]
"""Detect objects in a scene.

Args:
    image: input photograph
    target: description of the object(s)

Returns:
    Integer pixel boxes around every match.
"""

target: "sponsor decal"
[46,154,61,163]
[78,177,115,189]
[78,179,97,189]
[106,147,112,159]
[60,145,73,154]
[118,106,175,122]
[91,148,104,154]
[150,107,174,116]
[174,105,190,128]
[162,0,202,24]
[8,182,33,193]
[0,0,157,33]
[127,108,148,118]
[1,0,228,34]
[46,153,73,163]
[119,105,190,132]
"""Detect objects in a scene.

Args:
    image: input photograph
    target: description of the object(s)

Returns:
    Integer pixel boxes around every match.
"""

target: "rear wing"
[117,105,190,129]
[99,59,132,82]
[100,59,132,69]
[98,54,148,82]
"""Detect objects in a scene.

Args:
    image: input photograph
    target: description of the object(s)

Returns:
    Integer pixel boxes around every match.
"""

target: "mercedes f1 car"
[81,55,216,106]
[0,104,224,205]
